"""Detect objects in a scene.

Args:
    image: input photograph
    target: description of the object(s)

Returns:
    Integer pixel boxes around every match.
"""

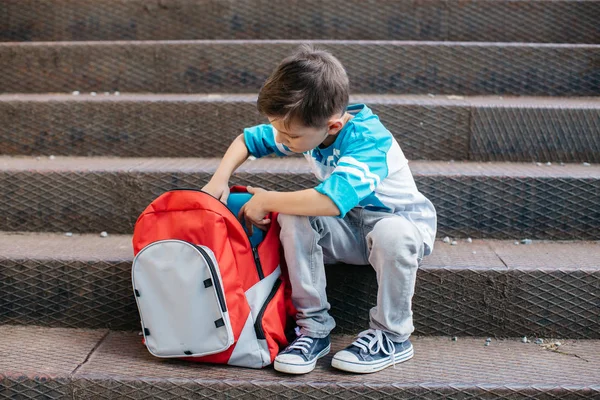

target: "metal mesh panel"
[415,268,600,338]
[1,42,599,96]
[0,377,70,400]
[0,158,598,239]
[0,325,106,372]
[0,259,137,330]
[1,327,598,399]
[0,95,265,159]
[0,94,470,161]
[2,234,598,339]
[329,262,600,339]
[70,332,600,399]
[370,98,470,161]
[2,95,598,162]
[416,173,600,241]
[0,326,106,400]
[1,0,599,43]
[71,378,600,400]
[445,0,600,44]
[470,105,600,163]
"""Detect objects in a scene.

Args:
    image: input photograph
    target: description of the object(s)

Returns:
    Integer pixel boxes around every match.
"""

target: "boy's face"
[269,115,345,153]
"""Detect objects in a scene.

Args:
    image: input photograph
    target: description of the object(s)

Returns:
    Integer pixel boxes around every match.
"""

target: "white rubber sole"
[331,345,414,374]
[273,345,331,375]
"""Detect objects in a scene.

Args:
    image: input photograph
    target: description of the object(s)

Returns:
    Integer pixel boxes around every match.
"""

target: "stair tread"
[1,325,599,390]
[1,156,598,177]
[3,39,600,46]
[1,93,599,108]
[1,231,598,271]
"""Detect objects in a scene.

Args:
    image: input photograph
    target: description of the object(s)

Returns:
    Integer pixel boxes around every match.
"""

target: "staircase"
[1,0,599,398]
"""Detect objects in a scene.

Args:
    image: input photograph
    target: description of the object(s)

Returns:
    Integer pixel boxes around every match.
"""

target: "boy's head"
[257,44,350,153]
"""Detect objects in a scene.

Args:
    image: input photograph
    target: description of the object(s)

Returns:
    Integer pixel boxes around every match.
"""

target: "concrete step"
[1,156,599,239]
[0,326,598,399]
[2,0,599,43]
[1,41,599,96]
[1,232,599,338]
[1,93,599,163]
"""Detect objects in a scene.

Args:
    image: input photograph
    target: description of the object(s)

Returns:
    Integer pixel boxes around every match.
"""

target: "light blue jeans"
[278,208,425,342]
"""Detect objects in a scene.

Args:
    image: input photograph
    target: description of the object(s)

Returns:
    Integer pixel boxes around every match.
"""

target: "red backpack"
[132,187,295,368]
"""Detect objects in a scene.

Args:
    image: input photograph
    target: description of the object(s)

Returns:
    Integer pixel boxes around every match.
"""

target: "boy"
[202,44,437,374]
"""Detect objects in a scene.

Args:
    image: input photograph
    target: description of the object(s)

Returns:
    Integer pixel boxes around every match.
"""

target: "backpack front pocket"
[132,239,234,358]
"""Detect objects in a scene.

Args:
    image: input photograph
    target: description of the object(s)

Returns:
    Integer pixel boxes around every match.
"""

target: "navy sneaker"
[274,330,331,374]
[331,329,413,373]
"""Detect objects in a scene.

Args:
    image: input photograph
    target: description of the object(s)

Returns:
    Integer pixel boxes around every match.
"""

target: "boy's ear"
[326,116,345,134]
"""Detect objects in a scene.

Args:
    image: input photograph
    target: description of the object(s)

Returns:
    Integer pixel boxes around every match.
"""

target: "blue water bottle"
[227,192,265,248]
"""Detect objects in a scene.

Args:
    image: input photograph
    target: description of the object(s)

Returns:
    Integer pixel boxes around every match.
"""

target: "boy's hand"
[238,186,271,236]
[202,179,230,203]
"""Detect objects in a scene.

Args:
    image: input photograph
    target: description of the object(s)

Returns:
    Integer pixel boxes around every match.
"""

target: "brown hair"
[257,44,349,129]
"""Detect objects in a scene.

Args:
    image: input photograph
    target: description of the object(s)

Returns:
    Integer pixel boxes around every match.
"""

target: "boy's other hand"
[202,179,230,203]
[238,186,271,236]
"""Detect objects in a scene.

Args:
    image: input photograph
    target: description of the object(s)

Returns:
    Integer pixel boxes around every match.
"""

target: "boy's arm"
[240,187,339,235]
[203,124,291,202]
[262,189,339,216]
[202,134,249,202]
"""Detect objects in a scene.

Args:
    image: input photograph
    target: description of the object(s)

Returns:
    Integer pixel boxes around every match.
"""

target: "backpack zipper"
[193,244,227,313]
[169,188,266,280]
[254,278,283,340]
[252,247,265,280]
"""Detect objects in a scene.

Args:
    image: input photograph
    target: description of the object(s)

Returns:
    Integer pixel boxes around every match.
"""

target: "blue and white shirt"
[243,104,437,254]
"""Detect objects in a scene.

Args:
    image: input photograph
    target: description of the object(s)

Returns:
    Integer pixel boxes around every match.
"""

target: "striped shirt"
[243,104,437,254]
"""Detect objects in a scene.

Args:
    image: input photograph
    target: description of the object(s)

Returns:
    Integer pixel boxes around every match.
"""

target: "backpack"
[131,186,295,368]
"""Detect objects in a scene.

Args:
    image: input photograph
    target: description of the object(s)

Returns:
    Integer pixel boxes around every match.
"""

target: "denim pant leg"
[363,212,425,343]
[278,209,368,339]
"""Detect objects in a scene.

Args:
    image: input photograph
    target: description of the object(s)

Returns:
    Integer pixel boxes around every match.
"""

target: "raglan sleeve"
[314,137,389,218]
[243,124,294,158]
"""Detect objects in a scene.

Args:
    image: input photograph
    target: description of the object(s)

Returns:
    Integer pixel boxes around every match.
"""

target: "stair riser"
[2,0,599,43]
[1,375,595,400]
[1,42,599,95]
[2,259,597,338]
[1,169,598,239]
[2,97,598,162]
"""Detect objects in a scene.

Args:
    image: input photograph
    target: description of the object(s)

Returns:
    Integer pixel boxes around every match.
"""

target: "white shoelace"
[288,336,314,354]
[351,329,397,368]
